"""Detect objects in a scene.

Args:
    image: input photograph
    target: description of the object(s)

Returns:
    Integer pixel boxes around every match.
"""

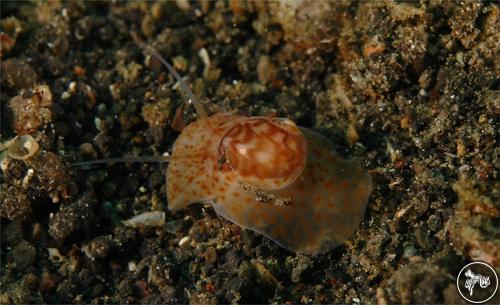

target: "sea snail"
[152,50,373,255]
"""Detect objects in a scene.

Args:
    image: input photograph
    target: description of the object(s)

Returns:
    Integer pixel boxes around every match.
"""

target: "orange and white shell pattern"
[167,112,372,254]
[153,49,372,255]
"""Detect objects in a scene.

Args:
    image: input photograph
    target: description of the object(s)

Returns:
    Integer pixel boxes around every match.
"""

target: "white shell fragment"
[0,135,40,171]
[7,135,40,160]
[122,211,166,228]
[47,247,64,264]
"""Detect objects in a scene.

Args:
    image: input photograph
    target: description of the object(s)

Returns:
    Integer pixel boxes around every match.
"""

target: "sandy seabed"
[1,1,498,304]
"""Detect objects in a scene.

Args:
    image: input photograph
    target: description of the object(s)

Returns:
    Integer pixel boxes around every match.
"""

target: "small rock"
[0,16,22,57]
[252,260,278,290]
[290,255,312,283]
[82,235,112,260]
[116,61,142,84]
[48,192,95,240]
[128,261,137,272]
[9,240,36,269]
[8,84,52,135]
[179,236,190,248]
[1,221,23,245]
[269,1,336,52]
[1,58,38,90]
[427,215,441,232]
[257,55,275,84]
[0,185,32,220]
[79,142,97,159]
[190,292,218,305]
[151,2,164,20]
[203,246,218,264]
[173,55,188,72]
[141,14,156,38]
[142,98,172,129]
[27,151,71,202]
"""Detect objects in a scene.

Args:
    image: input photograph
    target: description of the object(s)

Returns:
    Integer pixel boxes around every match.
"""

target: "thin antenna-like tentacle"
[131,32,213,126]
[147,48,209,121]
[70,155,170,168]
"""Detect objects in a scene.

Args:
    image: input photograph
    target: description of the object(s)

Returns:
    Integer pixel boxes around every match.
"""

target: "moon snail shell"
[217,117,307,191]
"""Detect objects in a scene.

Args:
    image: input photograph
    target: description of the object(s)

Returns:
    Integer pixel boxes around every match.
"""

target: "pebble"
[290,255,312,283]
[9,240,36,269]
[48,192,95,240]
[8,84,52,135]
[1,58,38,90]
[179,236,190,247]
[257,55,275,84]
[128,261,137,272]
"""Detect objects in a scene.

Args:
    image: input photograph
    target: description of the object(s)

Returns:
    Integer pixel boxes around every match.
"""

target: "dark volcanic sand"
[1,1,498,304]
